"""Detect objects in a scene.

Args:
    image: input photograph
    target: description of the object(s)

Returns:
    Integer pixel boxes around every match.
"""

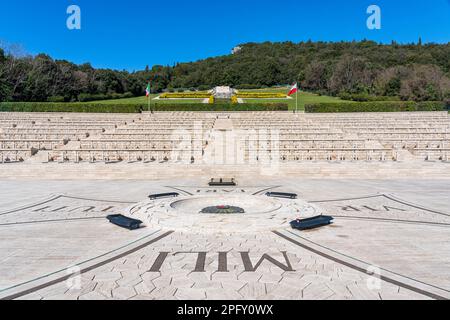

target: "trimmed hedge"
[160,92,211,99]
[0,102,289,113]
[0,102,143,113]
[305,101,446,113]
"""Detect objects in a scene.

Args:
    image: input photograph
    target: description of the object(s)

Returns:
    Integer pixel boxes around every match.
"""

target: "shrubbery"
[0,102,143,113]
[234,84,261,90]
[47,96,66,103]
[445,99,450,110]
[305,101,446,113]
[197,85,210,91]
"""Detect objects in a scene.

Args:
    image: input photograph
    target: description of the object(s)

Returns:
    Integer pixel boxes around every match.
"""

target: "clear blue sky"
[0,0,449,71]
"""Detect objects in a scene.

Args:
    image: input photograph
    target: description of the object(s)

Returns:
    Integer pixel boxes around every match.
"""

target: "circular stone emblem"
[201,205,245,214]
[129,192,323,233]
[170,195,282,215]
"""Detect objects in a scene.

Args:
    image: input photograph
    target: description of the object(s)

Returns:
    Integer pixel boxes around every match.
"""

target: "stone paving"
[16,232,429,301]
[0,179,449,300]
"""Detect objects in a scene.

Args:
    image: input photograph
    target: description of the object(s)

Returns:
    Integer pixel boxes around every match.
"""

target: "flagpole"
[295,82,298,113]
[147,81,152,114]
[150,81,154,114]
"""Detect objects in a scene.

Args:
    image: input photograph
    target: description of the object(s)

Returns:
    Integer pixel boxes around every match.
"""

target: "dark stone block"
[107,214,143,230]
[209,178,236,186]
[290,216,334,231]
[266,192,298,199]
[148,192,179,200]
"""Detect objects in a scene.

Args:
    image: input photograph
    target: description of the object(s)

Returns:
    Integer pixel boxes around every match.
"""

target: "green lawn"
[244,91,347,111]
[88,95,154,104]
[238,87,289,93]
[94,95,206,105]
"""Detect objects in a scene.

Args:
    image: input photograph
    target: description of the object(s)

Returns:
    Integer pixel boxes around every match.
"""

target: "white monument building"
[211,86,236,99]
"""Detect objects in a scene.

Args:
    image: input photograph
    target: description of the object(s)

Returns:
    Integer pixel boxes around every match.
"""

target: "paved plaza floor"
[0,178,449,300]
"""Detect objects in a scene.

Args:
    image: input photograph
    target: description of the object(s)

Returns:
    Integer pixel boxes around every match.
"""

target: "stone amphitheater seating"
[229,111,450,163]
[0,111,449,163]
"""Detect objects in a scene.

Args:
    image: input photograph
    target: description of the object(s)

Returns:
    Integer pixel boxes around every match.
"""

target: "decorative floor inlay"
[0,181,449,300]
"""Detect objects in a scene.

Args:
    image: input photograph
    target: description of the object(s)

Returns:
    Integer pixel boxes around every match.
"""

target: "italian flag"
[145,83,151,97]
[288,83,298,96]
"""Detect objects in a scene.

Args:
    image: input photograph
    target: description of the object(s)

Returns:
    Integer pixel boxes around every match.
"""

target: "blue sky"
[0,0,449,71]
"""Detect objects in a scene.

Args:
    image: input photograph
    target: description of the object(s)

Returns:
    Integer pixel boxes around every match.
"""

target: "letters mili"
[150,251,295,273]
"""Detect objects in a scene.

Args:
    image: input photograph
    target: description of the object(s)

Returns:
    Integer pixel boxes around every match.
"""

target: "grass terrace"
[94,95,206,105]
[239,88,352,111]
[236,92,287,99]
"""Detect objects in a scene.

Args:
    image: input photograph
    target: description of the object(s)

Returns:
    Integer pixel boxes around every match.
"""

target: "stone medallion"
[128,187,323,233]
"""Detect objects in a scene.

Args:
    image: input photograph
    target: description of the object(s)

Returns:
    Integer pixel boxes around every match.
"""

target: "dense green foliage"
[169,41,450,102]
[0,102,143,113]
[0,48,147,103]
[1,41,449,103]
[0,102,288,113]
[305,101,446,113]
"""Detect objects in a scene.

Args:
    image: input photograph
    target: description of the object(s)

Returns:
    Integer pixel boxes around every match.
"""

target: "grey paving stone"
[1,177,448,300]
[175,288,207,300]
[111,286,137,300]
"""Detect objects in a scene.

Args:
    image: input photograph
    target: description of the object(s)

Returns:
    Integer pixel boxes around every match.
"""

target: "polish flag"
[288,83,298,96]
[145,83,151,97]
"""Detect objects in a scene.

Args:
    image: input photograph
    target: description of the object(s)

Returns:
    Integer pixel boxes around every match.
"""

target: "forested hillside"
[1,41,449,102]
